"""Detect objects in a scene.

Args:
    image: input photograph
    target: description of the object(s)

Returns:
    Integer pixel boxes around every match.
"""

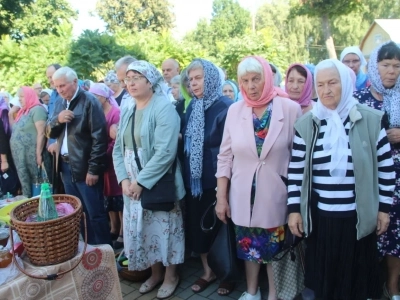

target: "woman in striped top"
[287,59,396,300]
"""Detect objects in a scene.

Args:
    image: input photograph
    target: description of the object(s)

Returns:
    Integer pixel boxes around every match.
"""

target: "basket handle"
[10,212,88,280]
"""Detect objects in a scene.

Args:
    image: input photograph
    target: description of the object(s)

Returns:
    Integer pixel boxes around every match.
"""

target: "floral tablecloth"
[0,242,122,300]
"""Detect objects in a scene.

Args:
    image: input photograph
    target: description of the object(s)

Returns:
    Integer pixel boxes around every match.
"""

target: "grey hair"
[52,66,78,82]
[186,60,203,77]
[115,55,137,70]
[237,57,263,80]
[170,75,181,85]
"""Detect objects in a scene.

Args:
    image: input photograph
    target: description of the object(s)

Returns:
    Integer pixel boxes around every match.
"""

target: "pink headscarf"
[89,83,119,107]
[14,87,42,123]
[285,63,312,107]
[239,56,288,108]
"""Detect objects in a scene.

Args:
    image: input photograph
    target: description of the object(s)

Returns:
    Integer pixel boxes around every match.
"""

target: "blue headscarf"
[185,59,222,197]
[222,80,239,102]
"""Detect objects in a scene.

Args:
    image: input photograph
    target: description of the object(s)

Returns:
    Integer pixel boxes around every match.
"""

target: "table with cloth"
[0,242,122,300]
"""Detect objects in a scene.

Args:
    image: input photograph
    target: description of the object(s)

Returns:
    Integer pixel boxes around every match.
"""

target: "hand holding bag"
[201,201,241,282]
[131,107,177,212]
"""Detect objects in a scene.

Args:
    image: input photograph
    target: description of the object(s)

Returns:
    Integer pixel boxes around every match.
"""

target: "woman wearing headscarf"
[354,41,400,299]
[113,60,185,299]
[285,63,314,114]
[0,92,12,107]
[287,59,396,300]
[105,70,126,106]
[9,87,47,197]
[183,59,233,295]
[216,56,301,300]
[340,46,369,91]
[89,83,123,249]
[269,63,283,87]
[222,80,239,102]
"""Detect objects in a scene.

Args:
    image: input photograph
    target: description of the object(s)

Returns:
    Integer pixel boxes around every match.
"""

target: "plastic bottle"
[37,183,58,222]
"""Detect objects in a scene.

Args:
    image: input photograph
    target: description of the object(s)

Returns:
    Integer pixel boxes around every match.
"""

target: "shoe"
[139,279,163,294]
[113,236,124,249]
[157,277,180,299]
[110,232,119,240]
[238,288,261,300]
[383,283,400,300]
[191,277,217,293]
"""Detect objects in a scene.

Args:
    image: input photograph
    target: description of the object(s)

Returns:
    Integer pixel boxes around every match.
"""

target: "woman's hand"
[9,106,19,116]
[386,128,400,144]
[1,161,8,173]
[288,213,304,237]
[215,192,231,224]
[121,179,131,198]
[36,153,42,166]
[377,212,390,235]
[129,181,143,200]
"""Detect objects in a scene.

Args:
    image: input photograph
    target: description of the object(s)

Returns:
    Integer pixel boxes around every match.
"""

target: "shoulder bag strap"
[131,106,143,172]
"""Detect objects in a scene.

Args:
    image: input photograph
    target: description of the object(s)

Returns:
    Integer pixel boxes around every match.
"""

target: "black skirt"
[185,188,218,254]
[305,213,381,300]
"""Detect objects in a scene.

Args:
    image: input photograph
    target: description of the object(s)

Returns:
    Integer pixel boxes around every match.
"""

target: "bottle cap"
[41,182,50,190]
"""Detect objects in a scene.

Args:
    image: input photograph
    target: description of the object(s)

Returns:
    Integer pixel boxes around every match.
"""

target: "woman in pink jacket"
[215,56,301,300]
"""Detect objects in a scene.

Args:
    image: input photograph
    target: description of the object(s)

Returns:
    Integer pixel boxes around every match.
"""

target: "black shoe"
[110,232,119,241]
[113,236,124,249]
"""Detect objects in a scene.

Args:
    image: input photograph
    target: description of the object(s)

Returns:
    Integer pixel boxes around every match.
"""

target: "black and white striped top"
[288,117,395,218]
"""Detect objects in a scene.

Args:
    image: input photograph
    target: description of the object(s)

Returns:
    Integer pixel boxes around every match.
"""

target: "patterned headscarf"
[14,87,42,123]
[368,41,400,127]
[104,70,120,84]
[285,64,312,107]
[89,83,119,107]
[0,96,10,137]
[185,59,222,196]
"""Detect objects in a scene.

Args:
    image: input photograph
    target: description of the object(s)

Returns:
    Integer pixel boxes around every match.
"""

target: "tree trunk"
[321,14,337,59]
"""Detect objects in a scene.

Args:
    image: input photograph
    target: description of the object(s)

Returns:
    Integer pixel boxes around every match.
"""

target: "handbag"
[201,201,241,282]
[0,164,20,197]
[131,107,177,212]
[271,225,305,300]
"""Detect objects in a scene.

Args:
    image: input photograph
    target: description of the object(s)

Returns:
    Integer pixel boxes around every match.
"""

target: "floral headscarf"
[185,59,222,197]
[285,64,312,107]
[89,83,119,107]
[0,96,10,137]
[104,70,120,84]
[368,41,400,127]
[14,87,42,123]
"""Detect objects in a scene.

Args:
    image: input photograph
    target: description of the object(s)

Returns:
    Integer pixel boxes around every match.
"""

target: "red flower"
[239,237,252,251]
[256,130,267,139]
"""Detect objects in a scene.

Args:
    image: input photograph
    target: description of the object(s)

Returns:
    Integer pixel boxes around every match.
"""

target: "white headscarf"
[340,46,367,68]
[312,59,359,183]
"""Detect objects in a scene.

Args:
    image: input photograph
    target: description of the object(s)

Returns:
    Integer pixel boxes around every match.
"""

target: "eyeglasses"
[124,76,145,84]
[343,59,360,65]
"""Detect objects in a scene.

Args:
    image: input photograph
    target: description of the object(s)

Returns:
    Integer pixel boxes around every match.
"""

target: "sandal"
[191,277,216,293]
[157,277,180,299]
[217,281,235,296]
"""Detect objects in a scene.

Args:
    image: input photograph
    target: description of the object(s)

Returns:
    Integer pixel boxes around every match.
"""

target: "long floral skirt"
[123,149,185,271]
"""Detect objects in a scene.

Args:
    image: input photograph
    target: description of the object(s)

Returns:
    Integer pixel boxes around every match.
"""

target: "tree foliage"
[10,0,77,39]
[96,0,174,33]
[0,0,33,36]
[0,24,72,93]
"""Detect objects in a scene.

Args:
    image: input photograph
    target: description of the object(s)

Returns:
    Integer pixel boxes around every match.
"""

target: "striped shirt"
[288,117,395,217]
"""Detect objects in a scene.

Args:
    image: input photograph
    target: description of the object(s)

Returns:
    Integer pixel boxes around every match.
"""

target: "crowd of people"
[1,40,400,300]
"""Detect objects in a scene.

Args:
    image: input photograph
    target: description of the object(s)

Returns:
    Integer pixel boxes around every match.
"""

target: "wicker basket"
[10,194,82,266]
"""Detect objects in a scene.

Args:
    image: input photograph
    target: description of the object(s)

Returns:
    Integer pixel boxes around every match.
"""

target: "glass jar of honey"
[0,248,12,268]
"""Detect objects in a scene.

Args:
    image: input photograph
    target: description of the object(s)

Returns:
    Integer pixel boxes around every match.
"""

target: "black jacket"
[47,88,107,182]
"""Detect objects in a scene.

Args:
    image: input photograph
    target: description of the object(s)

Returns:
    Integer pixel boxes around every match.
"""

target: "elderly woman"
[222,80,239,102]
[170,75,185,119]
[105,70,126,106]
[89,83,123,249]
[285,64,314,113]
[183,59,233,295]
[287,59,396,300]
[340,46,369,90]
[113,60,185,299]
[354,41,400,299]
[216,56,301,300]
[9,87,47,197]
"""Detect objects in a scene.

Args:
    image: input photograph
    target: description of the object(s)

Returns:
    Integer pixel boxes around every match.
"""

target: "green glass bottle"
[37,183,58,222]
